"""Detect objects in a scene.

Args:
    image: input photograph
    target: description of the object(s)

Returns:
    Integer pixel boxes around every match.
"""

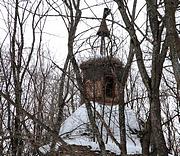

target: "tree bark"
[150,91,168,156]
[113,0,169,155]
[140,117,151,156]
[164,0,180,93]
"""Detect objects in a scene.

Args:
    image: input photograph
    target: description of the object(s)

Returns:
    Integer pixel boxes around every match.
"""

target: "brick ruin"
[80,57,123,105]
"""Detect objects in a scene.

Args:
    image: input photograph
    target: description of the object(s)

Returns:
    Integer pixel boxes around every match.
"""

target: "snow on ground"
[40,102,142,155]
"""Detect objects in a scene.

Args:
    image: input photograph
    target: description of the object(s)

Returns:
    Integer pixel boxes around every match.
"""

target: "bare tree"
[0,0,179,155]
[113,0,174,155]
[0,0,70,155]
[164,0,180,98]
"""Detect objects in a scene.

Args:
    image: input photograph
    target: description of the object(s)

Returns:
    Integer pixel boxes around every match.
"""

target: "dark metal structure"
[97,8,111,56]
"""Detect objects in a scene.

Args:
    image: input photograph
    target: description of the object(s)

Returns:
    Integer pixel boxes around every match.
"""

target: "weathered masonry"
[80,57,123,105]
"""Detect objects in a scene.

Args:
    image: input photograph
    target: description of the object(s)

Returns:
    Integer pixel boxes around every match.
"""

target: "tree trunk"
[150,90,168,156]
[118,88,127,156]
[164,0,180,92]
[141,117,151,156]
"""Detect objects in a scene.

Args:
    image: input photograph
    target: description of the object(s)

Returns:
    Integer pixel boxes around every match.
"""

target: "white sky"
[0,0,147,67]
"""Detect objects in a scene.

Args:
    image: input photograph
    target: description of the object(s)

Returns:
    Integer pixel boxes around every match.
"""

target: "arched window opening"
[105,76,114,98]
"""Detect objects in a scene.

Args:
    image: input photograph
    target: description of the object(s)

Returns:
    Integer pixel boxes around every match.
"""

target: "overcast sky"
[0,0,146,67]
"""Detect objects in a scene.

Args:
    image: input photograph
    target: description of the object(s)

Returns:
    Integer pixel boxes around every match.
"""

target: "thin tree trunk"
[118,88,127,156]
[71,55,107,156]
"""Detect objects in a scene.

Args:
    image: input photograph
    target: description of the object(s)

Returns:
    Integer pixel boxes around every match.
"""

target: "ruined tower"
[80,8,123,105]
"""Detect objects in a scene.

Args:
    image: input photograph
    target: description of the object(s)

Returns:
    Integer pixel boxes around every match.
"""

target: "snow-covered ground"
[40,102,142,155]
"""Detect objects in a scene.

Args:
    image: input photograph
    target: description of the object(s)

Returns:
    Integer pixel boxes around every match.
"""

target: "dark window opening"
[105,76,114,98]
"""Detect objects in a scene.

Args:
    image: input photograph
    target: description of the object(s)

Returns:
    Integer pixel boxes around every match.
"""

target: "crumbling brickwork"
[80,57,123,105]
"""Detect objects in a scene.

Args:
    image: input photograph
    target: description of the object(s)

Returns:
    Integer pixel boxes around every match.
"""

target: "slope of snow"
[40,102,142,154]
[59,102,142,155]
